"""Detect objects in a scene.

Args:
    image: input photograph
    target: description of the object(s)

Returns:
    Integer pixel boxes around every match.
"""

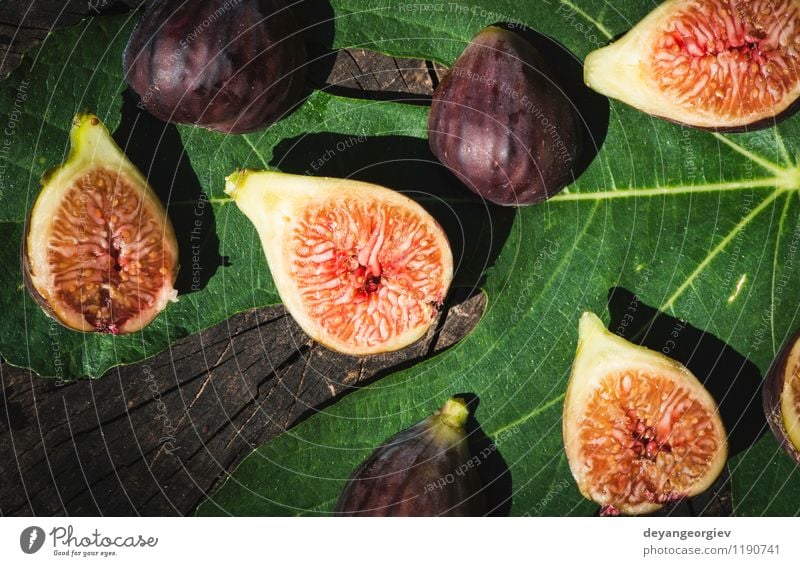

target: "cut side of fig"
[225,171,453,356]
[23,113,179,334]
[763,330,800,464]
[563,312,727,515]
[335,397,487,516]
[429,26,581,205]
[585,0,800,130]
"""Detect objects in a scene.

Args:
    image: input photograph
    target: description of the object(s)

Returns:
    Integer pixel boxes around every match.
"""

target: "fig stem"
[437,397,469,430]
[224,170,250,199]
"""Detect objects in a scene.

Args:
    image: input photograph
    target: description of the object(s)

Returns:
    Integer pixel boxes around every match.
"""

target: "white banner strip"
[1,517,797,565]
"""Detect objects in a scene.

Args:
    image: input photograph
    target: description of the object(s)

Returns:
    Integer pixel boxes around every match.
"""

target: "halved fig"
[585,0,800,130]
[225,171,453,355]
[335,397,487,516]
[763,330,800,464]
[23,113,179,334]
[563,312,728,515]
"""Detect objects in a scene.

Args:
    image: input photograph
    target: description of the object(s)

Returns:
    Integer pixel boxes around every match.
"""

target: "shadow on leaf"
[114,89,229,295]
[297,0,337,98]
[457,392,513,516]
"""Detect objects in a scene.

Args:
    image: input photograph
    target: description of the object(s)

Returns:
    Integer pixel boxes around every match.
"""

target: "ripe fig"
[563,312,727,515]
[225,171,453,355]
[763,330,800,464]
[428,26,581,206]
[123,0,306,134]
[585,0,800,130]
[23,113,179,334]
[335,397,487,516]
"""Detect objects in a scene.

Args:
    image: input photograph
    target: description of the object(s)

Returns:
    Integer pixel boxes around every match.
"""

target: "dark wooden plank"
[0,1,150,78]
[1,290,483,516]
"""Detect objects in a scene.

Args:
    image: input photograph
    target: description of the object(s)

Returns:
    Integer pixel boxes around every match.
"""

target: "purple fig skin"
[123,0,306,134]
[335,398,487,516]
[428,26,581,206]
[763,330,800,465]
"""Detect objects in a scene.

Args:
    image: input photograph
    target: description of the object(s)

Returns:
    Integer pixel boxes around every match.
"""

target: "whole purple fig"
[123,0,306,134]
[335,398,487,516]
[428,26,581,206]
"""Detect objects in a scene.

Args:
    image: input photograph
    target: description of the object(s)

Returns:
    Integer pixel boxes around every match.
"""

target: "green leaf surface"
[0,1,798,515]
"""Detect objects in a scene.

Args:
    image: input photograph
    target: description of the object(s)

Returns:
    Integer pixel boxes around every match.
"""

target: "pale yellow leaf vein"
[774,128,792,167]
[660,191,782,312]
[712,133,785,175]
[489,392,565,438]
[558,0,613,39]
[296,496,337,516]
[550,177,780,202]
[242,134,270,168]
[770,192,794,353]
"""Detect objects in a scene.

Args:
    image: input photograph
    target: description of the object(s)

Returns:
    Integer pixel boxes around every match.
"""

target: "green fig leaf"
[0,1,798,516]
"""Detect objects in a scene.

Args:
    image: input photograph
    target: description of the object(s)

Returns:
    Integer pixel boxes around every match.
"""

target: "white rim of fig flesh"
[585,0,800,129]
[25,113,178,334]
[225,171,454,355]
[563,312,728,515]
[779,338,800,453]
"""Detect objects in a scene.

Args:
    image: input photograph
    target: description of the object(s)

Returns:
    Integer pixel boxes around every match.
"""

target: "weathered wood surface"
[0,0,481,516]
[0,291,483,515]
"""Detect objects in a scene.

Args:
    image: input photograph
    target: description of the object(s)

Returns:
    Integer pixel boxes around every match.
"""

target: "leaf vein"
[488,392,565,438]
[770,192,793,354]
[661,191,781,312]
[557,0,613,39]
[712,133,786,175]
[241,135,270,168]
[551,178,782,202]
